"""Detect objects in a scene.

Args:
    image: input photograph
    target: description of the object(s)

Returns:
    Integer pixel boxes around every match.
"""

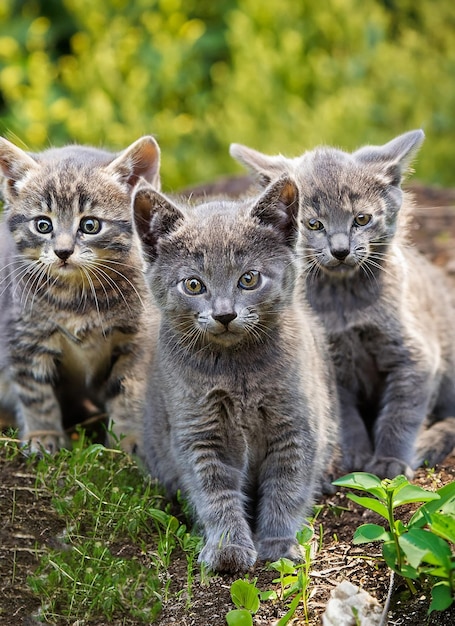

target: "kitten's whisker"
[83,264,113,310]
[90,261,146,310]
[81,266,106,337]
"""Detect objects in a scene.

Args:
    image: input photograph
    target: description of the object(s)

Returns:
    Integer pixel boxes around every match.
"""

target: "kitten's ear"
[133,186,184,259]
[0,137,39,197]
[105,135,161,190]
[354,129,424,186]
[251,175,299,246]
[230,143,289,187]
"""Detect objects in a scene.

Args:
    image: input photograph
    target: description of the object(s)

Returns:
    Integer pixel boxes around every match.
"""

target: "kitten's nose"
[331,247,350,260]
[213,312,237,327]
[54,248,73,261]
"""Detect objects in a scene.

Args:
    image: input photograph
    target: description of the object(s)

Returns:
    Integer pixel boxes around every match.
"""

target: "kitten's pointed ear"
[230,143,289,187]
[354,129,424,186]
[251,176,299,246]
[0,137,39,196]
[133,186,184,260]
[105,135,161,190]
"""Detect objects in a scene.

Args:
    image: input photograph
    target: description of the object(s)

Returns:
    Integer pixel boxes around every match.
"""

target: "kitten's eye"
[238,270,260,290]
[354,213,371,226]
[80,217,101,234]
[183,277,206,295]
[307,218,324,231]
[35,217,53,234]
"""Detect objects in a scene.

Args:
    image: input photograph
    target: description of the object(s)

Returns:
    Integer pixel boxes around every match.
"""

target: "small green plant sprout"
[268,525,316,625]
[225,577,264,626]
[332,472,455,613]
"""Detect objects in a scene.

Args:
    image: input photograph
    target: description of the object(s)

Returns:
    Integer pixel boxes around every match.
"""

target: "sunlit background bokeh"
[1,0,454,190]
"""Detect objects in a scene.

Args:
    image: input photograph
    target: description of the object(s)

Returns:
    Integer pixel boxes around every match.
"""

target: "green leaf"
[332,472,386,499]
[385,474,409,493]
[429,581,454,614]
[409,482,455,528]
[226,609,254,626]
[230,580,260,613]
[392,484,440,507]
[297,525,313,545]
[276,591,303,625]
[353,523,391,544]
[260,590,277,601]
[346,494,389,520]
[428,512,455,544]
[382,541,418,579]
[400,529,452,570]
[269,558,296,574]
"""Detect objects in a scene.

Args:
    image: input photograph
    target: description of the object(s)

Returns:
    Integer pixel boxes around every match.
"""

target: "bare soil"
[1,180,455,625]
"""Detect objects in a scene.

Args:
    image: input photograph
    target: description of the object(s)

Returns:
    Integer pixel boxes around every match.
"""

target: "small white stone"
[322,580,383,626]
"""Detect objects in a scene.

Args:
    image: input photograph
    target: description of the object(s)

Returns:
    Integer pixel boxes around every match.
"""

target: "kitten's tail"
[413,417,455,469]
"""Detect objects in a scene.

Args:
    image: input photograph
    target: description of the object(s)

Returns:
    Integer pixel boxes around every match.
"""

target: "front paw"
[342,446,372,473]
[24,430,68,455]
[257,537,301,563]
[365,456,414,480]
[198,540,257,574]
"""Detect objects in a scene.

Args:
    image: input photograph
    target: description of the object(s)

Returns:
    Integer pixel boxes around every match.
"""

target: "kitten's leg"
[254,418,316,562]
[104,345,150,458]
[338,387,373,472]
[10,335,66,454]
[414,417,455,469]
[366,368,434,479]
[177,404,257,573]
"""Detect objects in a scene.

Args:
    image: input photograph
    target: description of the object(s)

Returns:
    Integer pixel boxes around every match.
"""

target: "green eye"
[238,270,260,290]
[80,217,101,234]
[307,218,324,231]
[354,213,371,226]
[35,217,53,234]
[183,277,206,295]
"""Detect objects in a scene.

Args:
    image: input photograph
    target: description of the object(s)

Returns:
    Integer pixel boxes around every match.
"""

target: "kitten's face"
[156,206,295,348]
[7,164,135,287]
[230,130,425,282]
[298,150,403,279]
[0,136,160,304]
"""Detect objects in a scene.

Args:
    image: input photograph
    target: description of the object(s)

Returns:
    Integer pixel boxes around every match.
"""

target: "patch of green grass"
[2,430,202,623]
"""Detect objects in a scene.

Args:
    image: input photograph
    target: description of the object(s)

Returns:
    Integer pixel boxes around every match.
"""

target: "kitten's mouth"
[323,260,358,275]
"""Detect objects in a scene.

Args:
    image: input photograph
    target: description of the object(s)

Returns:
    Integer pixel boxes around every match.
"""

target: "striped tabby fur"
[0,136,160,454]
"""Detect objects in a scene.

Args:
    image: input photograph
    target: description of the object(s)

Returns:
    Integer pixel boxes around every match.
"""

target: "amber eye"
[307,218,324,231]
[80,217,101,234]
[238,270,260,290]
[354,213,371,226]
[183,277,206,295]
[35,217,53,234]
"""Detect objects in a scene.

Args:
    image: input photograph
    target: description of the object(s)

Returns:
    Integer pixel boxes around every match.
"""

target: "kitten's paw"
[24,430,67,455]
[342,447,372,472]
[365,456,414,480]
[257,537,301,563]
[198,541,257,574]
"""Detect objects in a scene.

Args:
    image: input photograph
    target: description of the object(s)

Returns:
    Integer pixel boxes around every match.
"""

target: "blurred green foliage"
[1,0,455,189]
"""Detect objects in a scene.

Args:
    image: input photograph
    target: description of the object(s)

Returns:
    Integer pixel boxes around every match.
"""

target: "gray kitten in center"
[134,177,338,573]
[231,130,455,478]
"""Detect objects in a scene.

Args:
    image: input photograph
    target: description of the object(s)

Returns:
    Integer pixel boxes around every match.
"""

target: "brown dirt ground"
[1,180,455,626]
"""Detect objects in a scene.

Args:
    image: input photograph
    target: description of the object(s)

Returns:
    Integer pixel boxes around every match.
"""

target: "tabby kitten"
[133,177,338,573]
[0,135,160,454]
[230,131,455,478]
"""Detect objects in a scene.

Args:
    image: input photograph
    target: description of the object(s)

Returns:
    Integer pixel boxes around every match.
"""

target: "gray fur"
[134,178,339,573]
[230,131,455,478]
[0,135,161,454]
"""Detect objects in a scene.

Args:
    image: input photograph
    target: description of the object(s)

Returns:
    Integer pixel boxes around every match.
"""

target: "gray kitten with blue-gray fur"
[231,130,455,479]
[134,176,339,573]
